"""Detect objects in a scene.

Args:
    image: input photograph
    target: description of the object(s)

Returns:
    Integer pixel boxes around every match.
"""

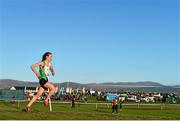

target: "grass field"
[0,101,180,120]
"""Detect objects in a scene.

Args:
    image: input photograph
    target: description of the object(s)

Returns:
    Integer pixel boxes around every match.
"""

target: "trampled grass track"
[0,101,180,120]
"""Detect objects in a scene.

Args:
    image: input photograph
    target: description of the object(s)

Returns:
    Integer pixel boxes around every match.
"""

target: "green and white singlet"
[39,61,51,81]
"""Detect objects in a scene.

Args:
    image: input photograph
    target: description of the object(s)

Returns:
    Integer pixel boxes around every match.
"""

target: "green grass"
[0,101,180,120]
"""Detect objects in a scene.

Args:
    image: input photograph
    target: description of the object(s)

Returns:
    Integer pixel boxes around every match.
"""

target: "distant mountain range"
[0,79,180,93]
[87,81,164,87]
[0,79,164,88]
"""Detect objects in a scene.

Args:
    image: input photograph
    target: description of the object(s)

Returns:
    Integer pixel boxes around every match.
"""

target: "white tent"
[10,86,16,90]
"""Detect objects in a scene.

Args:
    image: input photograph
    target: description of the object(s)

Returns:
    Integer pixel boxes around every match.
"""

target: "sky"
[0,0,179,85]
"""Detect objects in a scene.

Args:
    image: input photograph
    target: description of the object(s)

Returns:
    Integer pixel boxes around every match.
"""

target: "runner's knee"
[50,86,56,93]
[35,93,41,98]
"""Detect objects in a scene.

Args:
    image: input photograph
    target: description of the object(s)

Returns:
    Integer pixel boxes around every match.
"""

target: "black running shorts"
[39,78,48,90]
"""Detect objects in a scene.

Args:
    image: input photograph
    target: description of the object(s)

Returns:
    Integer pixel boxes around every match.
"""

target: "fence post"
[48,89,52,112]
[107,103,109,108]
[49,98,52,112]
[161,104,163,110]
[18,101,20,108]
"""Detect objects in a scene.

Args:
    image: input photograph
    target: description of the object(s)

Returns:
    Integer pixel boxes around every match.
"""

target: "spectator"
[119,98,123,111]
[71,96,75,108]
[112,97,118,113]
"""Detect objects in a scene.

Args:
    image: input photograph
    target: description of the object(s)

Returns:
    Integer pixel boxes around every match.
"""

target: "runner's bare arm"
[31,61,44,78]
[50,64,55,76]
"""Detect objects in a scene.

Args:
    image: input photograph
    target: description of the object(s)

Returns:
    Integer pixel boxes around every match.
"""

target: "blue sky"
[0,0,179,85]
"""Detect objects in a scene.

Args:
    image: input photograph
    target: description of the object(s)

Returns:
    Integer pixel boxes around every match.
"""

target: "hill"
[0,79,179,93]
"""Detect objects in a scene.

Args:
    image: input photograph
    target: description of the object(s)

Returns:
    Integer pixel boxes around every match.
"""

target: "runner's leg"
[44,82,56,102]
[27,87,45,107]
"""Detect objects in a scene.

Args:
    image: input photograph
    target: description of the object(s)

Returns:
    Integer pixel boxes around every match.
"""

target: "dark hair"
[42,52,52,61]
